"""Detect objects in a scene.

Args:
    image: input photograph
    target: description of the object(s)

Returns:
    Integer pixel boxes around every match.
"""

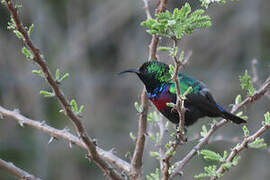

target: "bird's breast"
[148,86,173,111]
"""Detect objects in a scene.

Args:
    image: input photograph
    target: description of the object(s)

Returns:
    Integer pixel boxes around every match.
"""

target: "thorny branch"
[171,39,186,140]
[161,48,192,180]
[211,124,270,180]
[0,158,41,180]
[130,0,168,179]
[0,105,131,174]
[170,75,270,178]
[4,1,123,179]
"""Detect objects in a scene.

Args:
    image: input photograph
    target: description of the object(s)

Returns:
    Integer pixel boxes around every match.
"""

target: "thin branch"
[162,49,192,180]
[211,124,270,180]
[162,141,180,180]
[142,0,152,19]
[155,0,168,14]
[157,115,167,171]
[0,105,131,174]
[130,1,169,179]
[170,76,270,178]
[0,158,41,180]
[149,0,169,61]
[171,39,185,139]
[131,88,149,180]
[4,1,123,179]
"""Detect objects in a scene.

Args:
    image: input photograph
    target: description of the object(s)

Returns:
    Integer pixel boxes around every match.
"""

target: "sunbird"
[119,61,246,126]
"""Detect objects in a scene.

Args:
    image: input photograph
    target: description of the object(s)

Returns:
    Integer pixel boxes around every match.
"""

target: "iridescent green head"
[138,61,171,82]
[119,61,171,92]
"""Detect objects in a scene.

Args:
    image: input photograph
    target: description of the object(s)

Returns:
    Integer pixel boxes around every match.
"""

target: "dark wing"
[185,88,223,117]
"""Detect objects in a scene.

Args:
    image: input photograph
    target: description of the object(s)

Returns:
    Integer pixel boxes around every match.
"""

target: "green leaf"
[129,132,136,141]
[236,111,248,121]
[28,24,34,37]
[200,125,208,138]
[7,18,16,30]
[13,30,23,39]
[55,69,60,81]
[263,112,270,126]
[58,73,69,82]
[200,0,226,9]
[32,70,43,77]
[166,149,176,156]
[141,3,211,40]
[70,99,78,113]
[134,101,143,113]
[242,125,249,137]
[146,168,160,180]
[235,94,242,105]
[221,162,232,170]
[194,165,217,179]
[15,4,22,9]
[157,46,171,51]
[78,105,84,114]
[169,64,175,77]
[40,90,55,98]
[147,111,159,123]
[239,70,255,96]
[166,102,175,108]
[223,151,228,159]
[248,137,267,149]
[178,51,184,62]
[149,132,160,144]
[1,0,5,5]
[169,47,178,57]
[194,173,211,179]
[182,86,193,99]
[232,156,240,166]
[21,47,33,61]
[204,165,217,176]
[200,149,223,162]
[55,68,69,82]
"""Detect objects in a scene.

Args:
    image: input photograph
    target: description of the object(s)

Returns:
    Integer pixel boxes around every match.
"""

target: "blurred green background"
[0,0,269,179]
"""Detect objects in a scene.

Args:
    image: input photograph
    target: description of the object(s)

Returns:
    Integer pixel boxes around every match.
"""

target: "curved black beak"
[118,68,140,75]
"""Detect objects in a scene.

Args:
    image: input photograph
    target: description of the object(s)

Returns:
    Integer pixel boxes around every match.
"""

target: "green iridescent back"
[169,72,202,94]
[146,62,171,82]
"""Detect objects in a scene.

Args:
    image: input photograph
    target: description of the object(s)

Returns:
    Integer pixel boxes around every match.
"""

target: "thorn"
[85,154,92,162]
[144,132,149,136]
[109,148,116,154]
[92,138,97,146]
[68,141,73,148]
[48,136,57,144]
[40,121,46,125]
[18,120,24,127]
[175,171,183,176]
[13,109,20,114]
[62,127,70,133]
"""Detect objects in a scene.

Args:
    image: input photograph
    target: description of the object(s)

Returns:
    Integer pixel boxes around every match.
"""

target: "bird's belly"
[150,96,172,111]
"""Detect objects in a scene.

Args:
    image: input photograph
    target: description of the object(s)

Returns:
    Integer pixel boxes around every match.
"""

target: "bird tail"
[222,111,247,124]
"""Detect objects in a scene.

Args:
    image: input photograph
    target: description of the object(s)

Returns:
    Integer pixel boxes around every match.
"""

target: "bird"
[119,61,246,127]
